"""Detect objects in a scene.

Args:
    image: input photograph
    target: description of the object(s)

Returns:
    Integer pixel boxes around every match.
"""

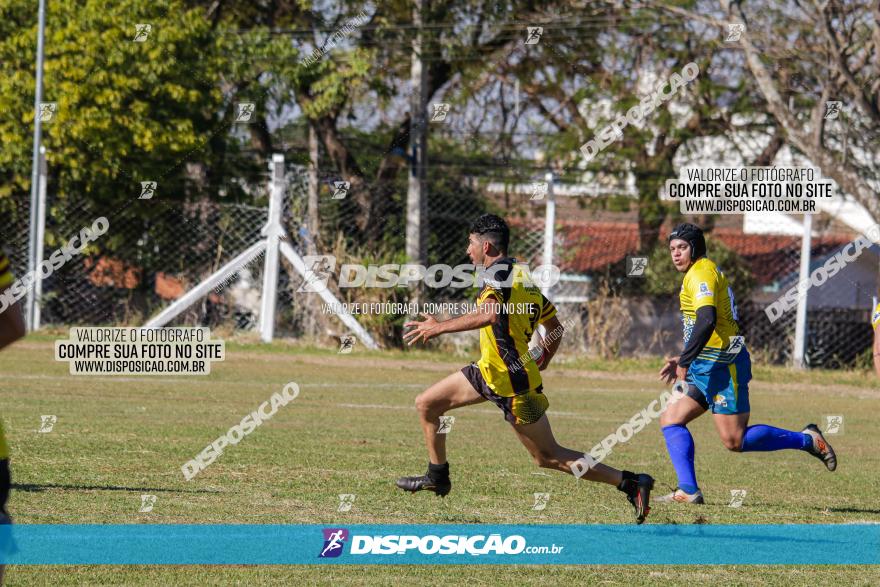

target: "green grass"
[1,336,878,585]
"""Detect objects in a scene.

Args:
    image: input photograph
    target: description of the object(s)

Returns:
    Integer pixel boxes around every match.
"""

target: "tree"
[646,0,880,221]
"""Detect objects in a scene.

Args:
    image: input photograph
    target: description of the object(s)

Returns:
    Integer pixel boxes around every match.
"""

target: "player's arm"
[403,293,500,345]
[534,314,563,371]
[660,273,718,384]
[0,301,26,351]
[0,252,25,350]
[677,306,716,371]
[660,310,716,385]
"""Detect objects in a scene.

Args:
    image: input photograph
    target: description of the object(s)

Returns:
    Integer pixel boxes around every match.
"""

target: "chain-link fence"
[4,156,877,369]
[542,216,876,369]
[1,191,32,283]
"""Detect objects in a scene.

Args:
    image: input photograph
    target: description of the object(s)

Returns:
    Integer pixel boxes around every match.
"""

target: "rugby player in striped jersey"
[398,214,654,523]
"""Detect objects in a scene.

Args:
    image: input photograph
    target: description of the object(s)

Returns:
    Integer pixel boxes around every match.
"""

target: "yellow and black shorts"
[461,362,548,425]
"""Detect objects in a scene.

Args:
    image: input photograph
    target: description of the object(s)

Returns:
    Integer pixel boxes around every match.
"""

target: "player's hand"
[535,348,548,371]
[403,313,442,345]
[659,356,678,385]
[675,364,688,382]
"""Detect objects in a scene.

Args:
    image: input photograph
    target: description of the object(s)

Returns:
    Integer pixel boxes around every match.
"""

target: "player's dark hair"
[668,223,706,260]
[469,214,509,254]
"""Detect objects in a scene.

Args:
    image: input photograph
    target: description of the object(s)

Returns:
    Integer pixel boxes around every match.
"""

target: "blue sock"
[740,424,811,452]
[662,424,698,494]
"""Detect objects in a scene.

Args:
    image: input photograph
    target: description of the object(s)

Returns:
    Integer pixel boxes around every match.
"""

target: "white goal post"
[144,154,379,349]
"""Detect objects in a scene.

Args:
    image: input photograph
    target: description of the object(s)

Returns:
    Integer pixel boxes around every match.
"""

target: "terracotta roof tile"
[508,219,854,284]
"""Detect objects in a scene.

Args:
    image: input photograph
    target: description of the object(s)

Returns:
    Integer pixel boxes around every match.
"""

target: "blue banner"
[0,524,877,565]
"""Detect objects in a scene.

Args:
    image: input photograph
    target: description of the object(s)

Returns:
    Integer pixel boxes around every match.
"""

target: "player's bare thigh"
[415,370,485,417]
[658,392,706,427]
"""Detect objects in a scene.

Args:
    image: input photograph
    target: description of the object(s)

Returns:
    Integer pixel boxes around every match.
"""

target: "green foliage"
[641,235,756,303]
[0,0,224,205]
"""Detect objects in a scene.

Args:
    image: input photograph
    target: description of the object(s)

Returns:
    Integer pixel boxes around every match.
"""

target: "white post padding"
[144,240,267,328]
[259,154,285,342]
[793,214,812,368]
[279,240,379,349]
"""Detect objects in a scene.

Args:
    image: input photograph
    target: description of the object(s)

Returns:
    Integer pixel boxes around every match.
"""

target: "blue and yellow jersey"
[476,257,557,397]
[680,257,741,364]
[0,251,12,290]
[872,302,880,330]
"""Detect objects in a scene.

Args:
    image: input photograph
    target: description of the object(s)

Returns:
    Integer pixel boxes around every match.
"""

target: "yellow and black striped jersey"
[872,302,880,330]
[680,257,741,364]
[475,257,557,397]
[0,248,12,459]
[0,250,12,290]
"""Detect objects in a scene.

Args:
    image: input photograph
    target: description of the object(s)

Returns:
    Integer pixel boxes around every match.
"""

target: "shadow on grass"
[820,507,880,515]
[12,483,220,494]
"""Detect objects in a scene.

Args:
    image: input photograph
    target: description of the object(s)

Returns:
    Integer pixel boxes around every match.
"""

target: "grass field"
[1,333,879,585]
